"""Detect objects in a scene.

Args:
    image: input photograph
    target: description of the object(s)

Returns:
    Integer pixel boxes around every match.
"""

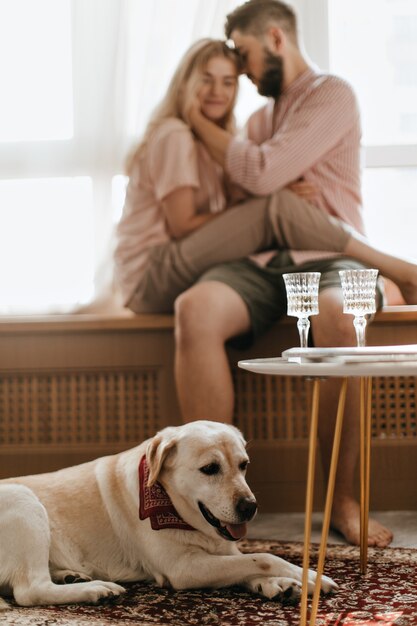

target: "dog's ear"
[146,428,178,487]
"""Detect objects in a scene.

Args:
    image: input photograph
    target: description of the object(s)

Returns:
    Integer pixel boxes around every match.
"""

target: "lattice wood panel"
[0,368,161,446]
[233,369,311,440]
[372,376,416,438]
[232,369,417,440]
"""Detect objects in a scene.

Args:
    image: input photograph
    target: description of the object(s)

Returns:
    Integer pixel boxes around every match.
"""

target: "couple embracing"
[115,0,417,548]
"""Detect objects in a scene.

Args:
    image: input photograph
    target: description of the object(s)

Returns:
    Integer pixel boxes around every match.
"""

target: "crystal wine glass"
[283,272,321,348]
[339,269,378,347]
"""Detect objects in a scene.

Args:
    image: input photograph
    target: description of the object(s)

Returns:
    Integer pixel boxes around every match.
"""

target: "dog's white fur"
[0,421,336,609]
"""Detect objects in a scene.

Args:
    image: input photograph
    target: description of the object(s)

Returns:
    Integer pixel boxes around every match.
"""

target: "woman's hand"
[184,96,231,167]
[287,178,320,202]
[185,96,202,129]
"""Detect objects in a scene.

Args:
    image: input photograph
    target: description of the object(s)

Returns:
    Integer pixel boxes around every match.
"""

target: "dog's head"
[145,421,257,541]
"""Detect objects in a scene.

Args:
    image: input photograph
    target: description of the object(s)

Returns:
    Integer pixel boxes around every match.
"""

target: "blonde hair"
[126,38,241,175]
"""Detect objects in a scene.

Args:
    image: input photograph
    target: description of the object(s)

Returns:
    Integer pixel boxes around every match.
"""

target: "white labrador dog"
[0,421,336,610]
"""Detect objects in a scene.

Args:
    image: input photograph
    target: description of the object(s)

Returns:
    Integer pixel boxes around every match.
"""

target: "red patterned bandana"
[138,455,195,531]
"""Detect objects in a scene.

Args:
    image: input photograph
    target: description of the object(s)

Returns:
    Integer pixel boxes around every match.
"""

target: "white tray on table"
[281,344,417,364]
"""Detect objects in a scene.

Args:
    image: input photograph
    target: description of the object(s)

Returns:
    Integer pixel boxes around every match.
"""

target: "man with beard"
[175,0,393,548]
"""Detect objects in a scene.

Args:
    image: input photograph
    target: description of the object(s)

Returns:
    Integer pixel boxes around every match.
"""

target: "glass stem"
[297,317,310,348]
[353,315,367,347]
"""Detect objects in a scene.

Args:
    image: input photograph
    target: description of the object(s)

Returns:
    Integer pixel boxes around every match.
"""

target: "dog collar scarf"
[138,455,195,531]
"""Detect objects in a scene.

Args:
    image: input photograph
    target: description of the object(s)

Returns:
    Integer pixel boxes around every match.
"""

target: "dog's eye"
[199,463,220,476]
[239,460,249,471]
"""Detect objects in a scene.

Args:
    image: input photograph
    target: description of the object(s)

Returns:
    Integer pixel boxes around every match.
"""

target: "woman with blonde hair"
[114,38,417,314]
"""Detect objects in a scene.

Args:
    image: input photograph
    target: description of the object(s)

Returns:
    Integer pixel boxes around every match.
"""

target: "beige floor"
[248,511,417,548]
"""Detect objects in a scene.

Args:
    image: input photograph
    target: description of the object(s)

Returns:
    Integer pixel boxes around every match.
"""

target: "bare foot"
[331,495,393,547]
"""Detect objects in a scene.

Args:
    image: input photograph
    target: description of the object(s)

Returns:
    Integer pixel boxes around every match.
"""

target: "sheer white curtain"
[0,0,127,314]
[122,0,239,141]
[0,0,240,315]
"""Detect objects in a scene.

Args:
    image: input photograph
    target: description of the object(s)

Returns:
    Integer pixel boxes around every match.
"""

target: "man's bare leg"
[311,288,393,547]
[174,281,251,422]
[344,234,417,304]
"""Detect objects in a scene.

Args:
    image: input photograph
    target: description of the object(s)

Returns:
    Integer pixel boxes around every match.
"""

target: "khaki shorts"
[198,252,384,348]
[126,189,350,314]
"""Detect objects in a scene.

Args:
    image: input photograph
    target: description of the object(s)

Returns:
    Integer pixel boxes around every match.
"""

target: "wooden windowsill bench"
[0,304,416,332]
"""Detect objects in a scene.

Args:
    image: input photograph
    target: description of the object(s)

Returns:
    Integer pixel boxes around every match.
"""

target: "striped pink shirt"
[226,68,364,265]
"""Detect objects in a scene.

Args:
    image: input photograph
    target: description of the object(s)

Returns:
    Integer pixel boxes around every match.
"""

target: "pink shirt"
[226,68,364,265]
[115,118,226,305]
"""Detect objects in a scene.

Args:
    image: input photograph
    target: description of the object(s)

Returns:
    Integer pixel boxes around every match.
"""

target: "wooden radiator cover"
[0,369,415,448]
[0,368,162,447]
[0,308,416,509]
[232,369,417,441]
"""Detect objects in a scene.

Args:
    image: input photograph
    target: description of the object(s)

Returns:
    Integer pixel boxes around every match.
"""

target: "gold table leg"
[360,377,366,570]
[301,374,371,625]
[308,377,348,626]
[300,379,321,626]
[360,376,372,574]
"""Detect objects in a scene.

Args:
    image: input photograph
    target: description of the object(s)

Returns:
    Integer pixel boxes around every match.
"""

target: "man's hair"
[225,0,298,43]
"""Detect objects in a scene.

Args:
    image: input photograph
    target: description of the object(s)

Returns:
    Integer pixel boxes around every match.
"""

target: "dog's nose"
[236,496,257,521]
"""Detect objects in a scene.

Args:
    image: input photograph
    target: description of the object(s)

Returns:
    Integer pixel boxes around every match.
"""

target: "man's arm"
[226,78,359,196]
[192,77,359,197]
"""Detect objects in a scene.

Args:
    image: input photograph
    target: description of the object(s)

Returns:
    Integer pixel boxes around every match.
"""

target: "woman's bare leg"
[268,189,417,304]
[344,234,417,304]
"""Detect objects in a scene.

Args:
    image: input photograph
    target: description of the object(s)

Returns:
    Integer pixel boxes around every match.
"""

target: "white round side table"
[239,346,417,626]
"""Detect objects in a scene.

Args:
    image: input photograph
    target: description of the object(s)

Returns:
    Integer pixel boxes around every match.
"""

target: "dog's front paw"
[307,570,338,595]
[277,561,338,596]
[247,576,302,603]
[81,581,126,604]
[52,569,92,584]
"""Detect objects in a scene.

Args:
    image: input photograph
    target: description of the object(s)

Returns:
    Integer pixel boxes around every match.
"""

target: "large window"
[1,1,415,314]
[0,0,240,314]
[325,0,417,261]
[329,0,417,147]
[0,0,73,142]
[0,0,123,313]
[234,0,417,263]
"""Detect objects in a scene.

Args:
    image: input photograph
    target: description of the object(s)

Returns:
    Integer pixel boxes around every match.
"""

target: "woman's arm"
[162,186,216,240]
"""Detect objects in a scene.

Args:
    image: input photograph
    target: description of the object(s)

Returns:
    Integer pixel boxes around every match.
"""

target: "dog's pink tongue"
[226,523,247,539]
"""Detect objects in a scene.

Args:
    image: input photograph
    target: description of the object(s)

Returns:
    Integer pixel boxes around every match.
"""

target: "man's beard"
[258,49,284,99]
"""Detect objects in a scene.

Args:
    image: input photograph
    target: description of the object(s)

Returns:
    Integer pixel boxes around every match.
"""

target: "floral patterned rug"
[2,540,416,626]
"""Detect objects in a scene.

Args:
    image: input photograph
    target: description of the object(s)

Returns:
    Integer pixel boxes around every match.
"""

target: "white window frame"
[0,2,123,179]
[0,1,128,311]
[297,0,417,169]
